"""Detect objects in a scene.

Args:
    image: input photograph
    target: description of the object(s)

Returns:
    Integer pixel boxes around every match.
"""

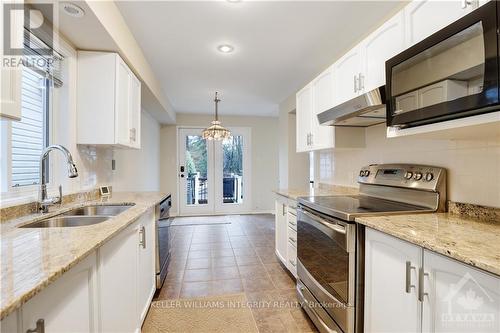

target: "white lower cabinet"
[98,222,139,332]
[422,249,500,333]
[275,196,288,264]
[0,209,156,333]
[99,208,156,332]
[365,228,500,333]
[21,253,98,333]
[365,228,422,333]
[275,195,298,278]
[137,208,156,325]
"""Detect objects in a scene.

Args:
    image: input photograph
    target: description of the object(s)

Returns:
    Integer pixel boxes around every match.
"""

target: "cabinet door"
[418,80,468,108]
[137,208,155,325]
[21,253,98,333]
[0,0,23,120]
[364,228,422,333]
[99,222,139,332]
[296,85,313,153]
[311,67,334,150]
[422,250,500,333]
[274,198,287,265]
[115,57,131,146]
[333,46,362,105]
[362,12,405,92]
[128,72,141,149]
[405,0,475,46]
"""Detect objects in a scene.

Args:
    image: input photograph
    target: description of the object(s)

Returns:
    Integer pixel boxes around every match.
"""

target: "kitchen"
[0,1,499,333]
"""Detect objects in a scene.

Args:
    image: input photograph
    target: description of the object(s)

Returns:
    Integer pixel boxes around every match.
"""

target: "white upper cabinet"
[361,12,406,92]
[311,66,335,150]
[333,46,363,105]
[0,0,23,120]
[296,84,313,153]
[77,51,141,149]
[404,0,478,46]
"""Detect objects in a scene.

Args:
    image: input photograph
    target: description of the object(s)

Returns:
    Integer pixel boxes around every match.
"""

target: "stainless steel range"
[296,164,446,333]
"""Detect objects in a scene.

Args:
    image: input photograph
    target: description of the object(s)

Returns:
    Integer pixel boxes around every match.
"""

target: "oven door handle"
[301,209,346,235]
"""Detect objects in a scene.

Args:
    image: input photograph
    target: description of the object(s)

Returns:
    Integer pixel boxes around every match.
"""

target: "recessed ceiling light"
[60,2,85,18]
[217,44,234,54]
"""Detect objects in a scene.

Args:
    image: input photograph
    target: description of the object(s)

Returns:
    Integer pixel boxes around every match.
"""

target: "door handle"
[405,261,416,293]
[354,75,358,93]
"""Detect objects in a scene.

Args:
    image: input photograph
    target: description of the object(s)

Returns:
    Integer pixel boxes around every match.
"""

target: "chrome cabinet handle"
[139,225,146,249]
[282,203,286,216]
[130,128,136,142]
[461,0,473,9]
[358,73,364,91]
[354,75,358,93]
[288,236,296,243]
[310,133,313,146]
[418,267,429,302]
[405,261,416,293]
[26,319,44,333]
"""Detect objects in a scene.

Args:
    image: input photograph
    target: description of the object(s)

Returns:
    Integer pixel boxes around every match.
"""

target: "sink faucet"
[38,145,78,213]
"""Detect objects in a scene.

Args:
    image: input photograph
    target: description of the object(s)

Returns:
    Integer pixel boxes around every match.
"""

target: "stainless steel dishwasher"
[155,195,171,289]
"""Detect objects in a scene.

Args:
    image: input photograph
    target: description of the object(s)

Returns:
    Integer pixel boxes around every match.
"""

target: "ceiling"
[112,1,406,117]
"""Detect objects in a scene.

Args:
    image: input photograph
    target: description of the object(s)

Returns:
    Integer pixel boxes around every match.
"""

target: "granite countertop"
[356,213,500,277]
[0,191,169,320]
[274,185,358,200]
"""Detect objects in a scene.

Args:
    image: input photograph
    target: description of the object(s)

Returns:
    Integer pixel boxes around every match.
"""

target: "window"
[1,29,63,194]
[11,67,50,187]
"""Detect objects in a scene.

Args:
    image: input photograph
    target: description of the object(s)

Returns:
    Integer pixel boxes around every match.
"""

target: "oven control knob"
[413,172,423,181]
[404,171,413,179]
[364,170,370,177]
[425,172,434,182]
[359,170,364,177]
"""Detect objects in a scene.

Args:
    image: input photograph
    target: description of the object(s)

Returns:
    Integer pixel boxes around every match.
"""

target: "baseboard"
[171,210,274,217]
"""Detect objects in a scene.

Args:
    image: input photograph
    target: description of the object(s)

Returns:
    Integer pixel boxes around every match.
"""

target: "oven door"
[386,1,499,128]
[297,206,356,333]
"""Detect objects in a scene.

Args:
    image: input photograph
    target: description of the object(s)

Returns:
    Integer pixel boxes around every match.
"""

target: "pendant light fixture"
[202,92,231,140]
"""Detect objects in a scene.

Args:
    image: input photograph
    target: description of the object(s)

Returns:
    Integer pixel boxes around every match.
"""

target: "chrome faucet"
[38,145,78,213]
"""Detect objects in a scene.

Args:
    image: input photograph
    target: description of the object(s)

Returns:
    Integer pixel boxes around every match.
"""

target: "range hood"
[317,86,386,127]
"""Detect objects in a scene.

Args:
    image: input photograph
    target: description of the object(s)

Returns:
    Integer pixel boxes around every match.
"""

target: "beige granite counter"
[274,184,358,200]
[0,191,169,320]
[356,213,500,277]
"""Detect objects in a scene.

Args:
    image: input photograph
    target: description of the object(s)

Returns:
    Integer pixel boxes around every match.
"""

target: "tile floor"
[144,214,317,333]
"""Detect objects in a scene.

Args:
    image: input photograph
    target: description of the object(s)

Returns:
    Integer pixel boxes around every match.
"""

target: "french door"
[178,127,250,216]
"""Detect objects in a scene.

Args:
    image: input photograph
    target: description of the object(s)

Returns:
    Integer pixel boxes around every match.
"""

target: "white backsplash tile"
[316,124,500,208]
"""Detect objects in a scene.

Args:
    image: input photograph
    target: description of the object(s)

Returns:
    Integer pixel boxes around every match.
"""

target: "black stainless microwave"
[385,1,499,128]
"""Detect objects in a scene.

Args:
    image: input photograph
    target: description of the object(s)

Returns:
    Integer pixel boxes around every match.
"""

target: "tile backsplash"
[316,124,500,208]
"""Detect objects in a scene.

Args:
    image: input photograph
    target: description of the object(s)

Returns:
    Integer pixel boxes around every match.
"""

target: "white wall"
[278,95,310,189]
[112,111,161,192]
[315,124,500,208]
[160,114,279,215]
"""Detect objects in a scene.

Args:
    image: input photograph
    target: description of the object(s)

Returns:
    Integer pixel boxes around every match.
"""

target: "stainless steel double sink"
[20,204,135,228]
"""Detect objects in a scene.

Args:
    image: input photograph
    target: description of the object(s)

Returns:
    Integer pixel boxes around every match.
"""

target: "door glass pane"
[185,135,208,206]
[391,21,485,114]
[222,135,243,204]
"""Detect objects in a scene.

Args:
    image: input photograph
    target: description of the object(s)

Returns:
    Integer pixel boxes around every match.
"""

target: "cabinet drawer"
[287,242,297,277]
[287,213,297,231]
[287,227,297,247]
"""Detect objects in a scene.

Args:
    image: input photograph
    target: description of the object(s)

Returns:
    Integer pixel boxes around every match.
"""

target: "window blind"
[11,68,48,187]
[23,29,64,88]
